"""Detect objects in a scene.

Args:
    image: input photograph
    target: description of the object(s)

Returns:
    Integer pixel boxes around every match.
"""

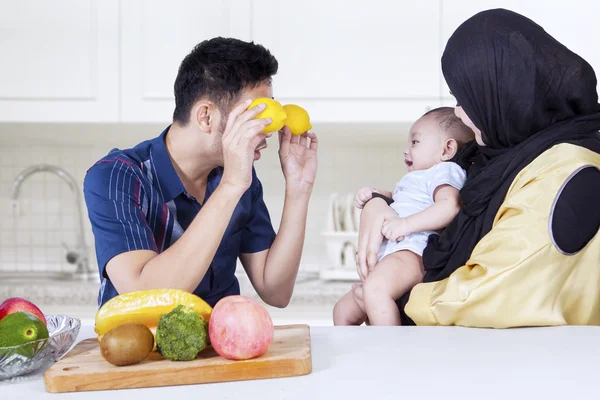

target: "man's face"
[214,81,274,163]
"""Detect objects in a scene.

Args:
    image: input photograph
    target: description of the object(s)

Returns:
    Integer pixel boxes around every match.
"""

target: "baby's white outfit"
[377,162,467,261]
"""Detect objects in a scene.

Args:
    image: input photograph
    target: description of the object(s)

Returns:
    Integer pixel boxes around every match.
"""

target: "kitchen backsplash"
[0,123,410,277]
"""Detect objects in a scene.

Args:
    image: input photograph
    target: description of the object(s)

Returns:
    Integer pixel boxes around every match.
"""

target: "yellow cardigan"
[406,143,600,327]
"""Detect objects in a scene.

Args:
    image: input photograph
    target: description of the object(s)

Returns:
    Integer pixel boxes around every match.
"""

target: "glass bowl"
[0,314,81,380]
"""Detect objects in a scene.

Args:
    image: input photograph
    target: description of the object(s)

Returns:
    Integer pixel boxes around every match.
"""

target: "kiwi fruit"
[100,323,154,366]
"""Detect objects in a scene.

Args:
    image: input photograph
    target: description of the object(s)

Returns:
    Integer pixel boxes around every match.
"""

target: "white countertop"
[3,323,600,399]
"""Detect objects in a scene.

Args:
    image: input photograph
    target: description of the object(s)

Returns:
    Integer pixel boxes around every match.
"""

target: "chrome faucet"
[10,164,91,279]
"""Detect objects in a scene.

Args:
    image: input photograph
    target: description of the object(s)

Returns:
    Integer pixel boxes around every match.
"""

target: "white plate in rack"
[344,193,356,232]
[336,195,346,232]
[329,193,340,232]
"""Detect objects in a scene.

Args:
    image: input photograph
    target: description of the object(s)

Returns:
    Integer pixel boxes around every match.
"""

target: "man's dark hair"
[173,37,278,125]
[423,106,474,145]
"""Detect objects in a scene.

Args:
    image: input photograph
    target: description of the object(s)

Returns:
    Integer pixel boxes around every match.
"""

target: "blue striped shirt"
[83,126,276,308]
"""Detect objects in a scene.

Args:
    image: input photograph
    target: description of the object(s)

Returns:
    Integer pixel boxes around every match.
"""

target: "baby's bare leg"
[352,284,371,326]
[352,284,366,312]
[333,289,368,326]
[362,250,424,326]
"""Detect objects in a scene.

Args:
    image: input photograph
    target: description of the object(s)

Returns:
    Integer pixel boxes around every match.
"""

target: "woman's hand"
[356,198,398,279]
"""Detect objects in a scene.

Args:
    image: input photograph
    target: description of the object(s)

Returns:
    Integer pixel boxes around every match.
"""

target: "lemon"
[248,98,288,134]
[283,104,312,136]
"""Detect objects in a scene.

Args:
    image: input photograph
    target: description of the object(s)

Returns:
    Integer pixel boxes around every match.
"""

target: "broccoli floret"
[155,304,208,361]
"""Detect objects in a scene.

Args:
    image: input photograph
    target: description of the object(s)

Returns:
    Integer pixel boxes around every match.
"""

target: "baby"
[333,107,474,326]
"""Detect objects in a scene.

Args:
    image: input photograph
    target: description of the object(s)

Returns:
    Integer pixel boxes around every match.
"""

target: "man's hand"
[381,216,409,242]
[278,126,318,193]
[221,99,273,193]
[354,187,374,209]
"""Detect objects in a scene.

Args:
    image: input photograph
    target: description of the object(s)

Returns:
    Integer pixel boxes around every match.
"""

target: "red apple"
[0,297,46,325]
[209,295,274,360]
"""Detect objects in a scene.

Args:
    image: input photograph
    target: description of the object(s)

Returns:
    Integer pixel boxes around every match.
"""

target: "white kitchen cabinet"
[120,0,443,124]
[4,1,596,124]
[440,1,600,107]
[119,0,252,122]
[0,0,119,122]
[252,0,443,123]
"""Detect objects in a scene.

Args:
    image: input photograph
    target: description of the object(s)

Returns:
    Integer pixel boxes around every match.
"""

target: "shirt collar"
[150,126,186,203]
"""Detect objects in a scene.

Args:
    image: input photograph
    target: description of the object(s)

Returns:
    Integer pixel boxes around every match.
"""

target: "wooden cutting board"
[43,324,311,393]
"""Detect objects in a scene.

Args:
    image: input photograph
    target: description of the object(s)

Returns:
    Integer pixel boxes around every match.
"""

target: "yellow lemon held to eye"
[248,98,288,134]
[283,104,312,136]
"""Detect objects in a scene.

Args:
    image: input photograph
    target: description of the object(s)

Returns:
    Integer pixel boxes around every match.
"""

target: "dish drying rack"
[320,192,361,281]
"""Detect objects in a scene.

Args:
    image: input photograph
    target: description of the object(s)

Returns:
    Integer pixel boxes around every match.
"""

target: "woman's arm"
[354,187,394,209]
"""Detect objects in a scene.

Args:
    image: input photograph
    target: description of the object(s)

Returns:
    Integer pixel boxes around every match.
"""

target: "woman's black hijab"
[399,8,600,323]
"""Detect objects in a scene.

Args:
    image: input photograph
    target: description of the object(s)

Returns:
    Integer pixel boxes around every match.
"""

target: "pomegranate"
[209,295,274,360]
[0,297,46,325]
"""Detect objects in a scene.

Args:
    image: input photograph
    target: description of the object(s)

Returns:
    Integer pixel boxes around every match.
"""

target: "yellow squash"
[95,289,212,338]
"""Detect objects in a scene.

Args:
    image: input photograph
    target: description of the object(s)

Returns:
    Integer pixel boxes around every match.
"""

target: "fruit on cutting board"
[0,297,47,325]
[248,98,287,134]
[100,323,154,366]
[0,312,49,347]
[209,295,274,360]
[283,104,312,135]
[155,305,209,361]
[94,289,212,340]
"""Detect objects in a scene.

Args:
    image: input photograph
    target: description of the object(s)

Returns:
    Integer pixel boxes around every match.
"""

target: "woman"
[356,8,600,327]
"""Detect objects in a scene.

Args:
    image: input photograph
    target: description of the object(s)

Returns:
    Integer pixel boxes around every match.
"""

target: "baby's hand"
[381,216,410,242]
[354,186,374,209]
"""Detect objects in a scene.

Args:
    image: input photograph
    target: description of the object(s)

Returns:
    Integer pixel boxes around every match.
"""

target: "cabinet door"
[0,0,119,122]
[252,0,442,123]
[440,1,600,106]
[120,0,251,122]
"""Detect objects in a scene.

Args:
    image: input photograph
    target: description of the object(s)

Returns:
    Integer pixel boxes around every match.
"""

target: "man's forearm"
[137,183,244,292]
[261,186,312,306]
[406,198,460,234]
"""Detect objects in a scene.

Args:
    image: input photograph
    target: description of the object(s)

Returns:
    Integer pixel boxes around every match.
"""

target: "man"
[83,38,318,308]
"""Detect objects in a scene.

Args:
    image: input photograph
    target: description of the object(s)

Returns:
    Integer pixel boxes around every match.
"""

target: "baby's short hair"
[422,107,474,146]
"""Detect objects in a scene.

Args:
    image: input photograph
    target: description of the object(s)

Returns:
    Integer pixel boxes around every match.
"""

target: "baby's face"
[403,117,448,172]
